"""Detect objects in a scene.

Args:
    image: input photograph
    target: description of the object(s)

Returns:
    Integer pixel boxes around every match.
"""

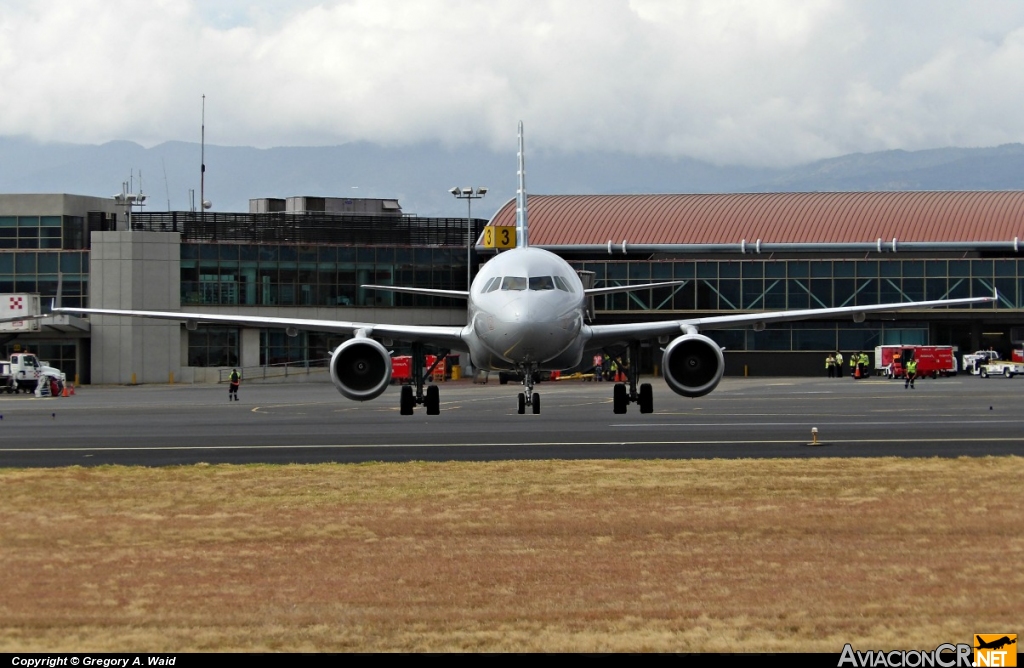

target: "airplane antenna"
[515,121,529,248]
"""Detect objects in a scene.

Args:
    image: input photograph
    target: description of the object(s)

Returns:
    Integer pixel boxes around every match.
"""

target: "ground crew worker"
[826,354,835,378]
[592,353,603,381]
[229,368,240,401]
[861,352,870,377]
[835,352,844,377]
[904,358,918,389]
[609,358,618,383]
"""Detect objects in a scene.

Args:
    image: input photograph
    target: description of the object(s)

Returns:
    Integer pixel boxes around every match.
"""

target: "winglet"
[515,121,529,248]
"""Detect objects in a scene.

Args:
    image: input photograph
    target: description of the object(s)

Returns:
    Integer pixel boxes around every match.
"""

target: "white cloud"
[2,0,1024,165]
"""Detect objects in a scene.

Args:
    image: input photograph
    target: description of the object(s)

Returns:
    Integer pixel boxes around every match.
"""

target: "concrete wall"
[88,231,181,384]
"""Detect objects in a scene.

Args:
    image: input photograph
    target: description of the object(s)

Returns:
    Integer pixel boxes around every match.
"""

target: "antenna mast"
[200,94,206,220]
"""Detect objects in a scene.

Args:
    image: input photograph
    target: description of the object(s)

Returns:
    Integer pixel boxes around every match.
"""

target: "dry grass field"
[1,457,1021,652]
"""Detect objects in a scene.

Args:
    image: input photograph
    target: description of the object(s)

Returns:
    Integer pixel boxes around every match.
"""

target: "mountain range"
[2,136,1024,220]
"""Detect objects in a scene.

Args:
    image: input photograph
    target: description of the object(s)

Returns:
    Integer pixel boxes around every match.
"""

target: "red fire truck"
[874,345,957,379]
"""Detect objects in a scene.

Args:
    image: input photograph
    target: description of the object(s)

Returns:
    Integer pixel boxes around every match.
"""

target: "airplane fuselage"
[464,246,586,372]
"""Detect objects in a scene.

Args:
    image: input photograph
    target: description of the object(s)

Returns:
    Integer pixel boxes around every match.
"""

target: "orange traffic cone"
[62,385,68,397]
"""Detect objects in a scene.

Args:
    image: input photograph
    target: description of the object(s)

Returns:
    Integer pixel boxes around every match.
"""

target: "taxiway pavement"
[1,374,1021,467]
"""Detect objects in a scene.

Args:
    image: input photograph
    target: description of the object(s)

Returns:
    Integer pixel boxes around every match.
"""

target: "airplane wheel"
[517,393,526,414]
[400,385,414,415]
[613,383,627,414]
[532,393,541,414]
[638,383,653,414]
[425,385,440,415]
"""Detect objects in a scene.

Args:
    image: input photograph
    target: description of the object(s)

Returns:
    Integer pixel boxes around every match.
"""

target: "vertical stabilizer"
[515,121,530,248]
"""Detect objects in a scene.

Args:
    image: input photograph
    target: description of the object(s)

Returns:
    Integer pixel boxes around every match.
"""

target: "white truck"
[0,352,66,395]
[962,350,1000,375]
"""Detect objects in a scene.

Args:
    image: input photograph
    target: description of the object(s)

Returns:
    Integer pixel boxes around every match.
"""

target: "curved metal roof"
[488,192,1024,247]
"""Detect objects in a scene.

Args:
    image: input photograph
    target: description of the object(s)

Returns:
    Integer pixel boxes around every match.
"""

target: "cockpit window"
[501,276,528,291]
[482,276,501,293]
[529,276,555,291]
[552,275,572,292]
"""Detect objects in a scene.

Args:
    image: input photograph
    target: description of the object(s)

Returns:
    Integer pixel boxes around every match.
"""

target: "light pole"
[449,186,488,291]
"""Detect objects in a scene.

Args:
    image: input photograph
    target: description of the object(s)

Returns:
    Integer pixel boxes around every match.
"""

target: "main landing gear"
[517,364,541,415]
[399,343,448,416]
[611,341,653,415]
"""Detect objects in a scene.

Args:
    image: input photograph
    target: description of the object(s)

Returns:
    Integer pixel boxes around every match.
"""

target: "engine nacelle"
[329,338,392,401]
[662,333,725,398]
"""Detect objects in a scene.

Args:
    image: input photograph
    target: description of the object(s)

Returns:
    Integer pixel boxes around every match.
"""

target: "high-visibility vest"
[906,360,918,375]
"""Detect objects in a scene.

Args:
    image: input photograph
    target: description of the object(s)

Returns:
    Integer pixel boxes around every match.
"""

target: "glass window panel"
[926,278,947,301]
[628,262,650,280]
[788,261,808,278]
[880,278,902,302]
[606,263,627,280]
[59,253,82,273]
[903,260,924,278]
[0,217,15,227]
[793,328,836,351]
[994,260,1015,277]
[707,329,745,351]
[972,260,993,278]
[742,262,763,279]
[833,261,854,277]
[948,260,970,277]
[651,262,672,280]
[673,262,694,279]
[902,278,924,301]
[879,261,901,278]
[810,261,832,278]
[994,277,1016,308]
[854,278,878,305]
[199,244,218,260]
[787,280,809,309]
[37,253,58,273]
[239,244,258,261]
[839,325,882,352]
[719,263,740,278]
[765,262,786,278]
[856,261,878,278]
[833,279,855,306]
[357,247,374,263]
[925,260,947,277]
[17,216,39,227]
[672,282,695,310]
[696,262,717,279]
[218,244,239,261]
[749,327,791,350]
[717,280,740,310]
[40,216,61,227]
[810,279,832,307]
[763,279,786,309]
[742,277,764,308]
[15,254,36,273]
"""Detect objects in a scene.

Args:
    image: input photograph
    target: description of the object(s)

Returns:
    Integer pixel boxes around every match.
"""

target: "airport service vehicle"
[0,293,43,331]
[53,123,997,416]
[874,345,957,379]
[978,358,1024,378]
[962,350,1001,375]
[0,352,66,394]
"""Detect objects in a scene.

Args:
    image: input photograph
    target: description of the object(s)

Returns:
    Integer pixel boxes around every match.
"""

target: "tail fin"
[515,121,530,248]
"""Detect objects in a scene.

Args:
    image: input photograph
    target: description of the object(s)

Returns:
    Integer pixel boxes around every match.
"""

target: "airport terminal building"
[2,190,1023,383]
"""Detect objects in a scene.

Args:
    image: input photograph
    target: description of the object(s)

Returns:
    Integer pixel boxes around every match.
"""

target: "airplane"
[976,636,1016,651]
[54,122,996,415]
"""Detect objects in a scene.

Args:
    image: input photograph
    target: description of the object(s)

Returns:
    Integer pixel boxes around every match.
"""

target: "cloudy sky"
[3,0,1024,166]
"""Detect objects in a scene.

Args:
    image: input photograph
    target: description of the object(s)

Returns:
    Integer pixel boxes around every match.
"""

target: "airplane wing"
[52,306,468,350]
[583,294,995,349]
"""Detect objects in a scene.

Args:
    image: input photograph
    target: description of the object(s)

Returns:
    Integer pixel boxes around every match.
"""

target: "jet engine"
[661,333,725,398]
[329,338,392,401]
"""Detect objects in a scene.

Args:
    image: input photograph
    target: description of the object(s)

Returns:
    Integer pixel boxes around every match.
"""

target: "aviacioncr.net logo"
[838,643,972,667]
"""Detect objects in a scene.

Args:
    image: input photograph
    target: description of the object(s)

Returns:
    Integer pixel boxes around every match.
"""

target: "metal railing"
[217,358,330,383]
